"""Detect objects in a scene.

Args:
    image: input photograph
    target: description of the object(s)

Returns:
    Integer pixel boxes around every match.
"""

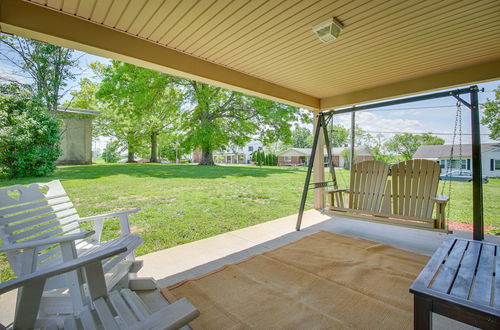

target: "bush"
[101,141,122,163]
[0,95,61,178]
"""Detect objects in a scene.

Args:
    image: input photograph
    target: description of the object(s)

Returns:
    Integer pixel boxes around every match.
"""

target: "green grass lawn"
[1,163,499,281]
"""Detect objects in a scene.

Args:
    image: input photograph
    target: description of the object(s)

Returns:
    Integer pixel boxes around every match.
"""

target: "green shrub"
[0,95,61,177]
[252,150,278,166]
[101,141,122,163]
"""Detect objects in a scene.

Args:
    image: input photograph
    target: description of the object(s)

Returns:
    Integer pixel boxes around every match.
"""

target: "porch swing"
[296,86,484,238]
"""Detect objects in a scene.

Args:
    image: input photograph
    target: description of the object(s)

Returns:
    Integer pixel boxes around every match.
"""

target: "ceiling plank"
[0,0,319,110]
[320,59,500,110]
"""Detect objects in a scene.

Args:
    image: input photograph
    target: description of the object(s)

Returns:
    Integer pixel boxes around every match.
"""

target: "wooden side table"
[410,236,500,329]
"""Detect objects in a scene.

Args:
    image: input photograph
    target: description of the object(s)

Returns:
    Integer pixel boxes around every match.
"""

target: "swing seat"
[329,159,450,231]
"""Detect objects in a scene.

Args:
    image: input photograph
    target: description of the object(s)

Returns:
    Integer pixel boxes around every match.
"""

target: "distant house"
[56,106,100,165]
[413,143,500,177]
[192,141,264,164]
[277,146,373,167]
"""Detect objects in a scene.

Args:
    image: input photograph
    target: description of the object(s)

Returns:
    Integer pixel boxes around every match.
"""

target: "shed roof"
[413,143,500,159]
[56,106,100,116]
[1,1,498,110]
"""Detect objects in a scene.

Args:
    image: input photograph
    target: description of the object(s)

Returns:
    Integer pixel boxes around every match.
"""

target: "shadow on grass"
[0,163,307,186]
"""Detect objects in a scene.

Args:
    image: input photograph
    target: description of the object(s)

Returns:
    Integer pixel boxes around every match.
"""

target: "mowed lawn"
[0,163,313,280]
[1,163,499,281]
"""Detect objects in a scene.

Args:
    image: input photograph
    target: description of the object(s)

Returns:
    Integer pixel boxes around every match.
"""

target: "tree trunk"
[199,147,215,165]
[150,133,158,163]
[128,151,135,162]
[126,137,135,162]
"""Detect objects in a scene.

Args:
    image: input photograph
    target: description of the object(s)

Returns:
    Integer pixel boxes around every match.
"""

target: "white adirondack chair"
[0,244,199,330]
[0,180,154,316]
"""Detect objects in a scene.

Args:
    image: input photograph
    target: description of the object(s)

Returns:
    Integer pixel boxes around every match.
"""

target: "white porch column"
[313,114,325,209]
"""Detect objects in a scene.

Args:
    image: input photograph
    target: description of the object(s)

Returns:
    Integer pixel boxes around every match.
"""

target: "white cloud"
[334,111,424,134]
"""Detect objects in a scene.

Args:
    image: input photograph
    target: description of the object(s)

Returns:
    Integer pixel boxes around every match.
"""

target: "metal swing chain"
[330,116,348,188]
[441,101,463,220]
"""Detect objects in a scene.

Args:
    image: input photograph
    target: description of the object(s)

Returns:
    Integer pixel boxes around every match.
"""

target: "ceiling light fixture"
[312,18,343,43]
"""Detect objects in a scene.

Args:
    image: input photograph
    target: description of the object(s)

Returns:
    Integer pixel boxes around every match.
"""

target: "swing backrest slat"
[390,159,441,220]
[348,160,389,213]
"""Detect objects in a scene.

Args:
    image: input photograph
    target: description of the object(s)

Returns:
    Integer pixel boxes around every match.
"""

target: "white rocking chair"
[0,180,154,316]
[0,244,199,330]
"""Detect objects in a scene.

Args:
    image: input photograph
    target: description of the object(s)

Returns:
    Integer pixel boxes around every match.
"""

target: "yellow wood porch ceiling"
[4,0,500,109]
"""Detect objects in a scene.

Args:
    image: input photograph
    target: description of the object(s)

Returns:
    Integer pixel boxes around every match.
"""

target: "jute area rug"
[161,231,429,329]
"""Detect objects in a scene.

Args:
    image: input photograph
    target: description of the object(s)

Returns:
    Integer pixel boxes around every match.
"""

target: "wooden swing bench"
[328,159,450,231]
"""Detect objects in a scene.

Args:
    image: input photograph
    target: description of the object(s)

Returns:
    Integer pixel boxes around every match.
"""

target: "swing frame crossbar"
[296,85,485,241]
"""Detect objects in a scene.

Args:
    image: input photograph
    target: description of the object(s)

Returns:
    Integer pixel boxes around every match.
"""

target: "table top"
[410,236,499,317]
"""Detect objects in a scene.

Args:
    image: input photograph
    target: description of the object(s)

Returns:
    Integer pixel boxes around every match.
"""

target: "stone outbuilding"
[56,106,100,165]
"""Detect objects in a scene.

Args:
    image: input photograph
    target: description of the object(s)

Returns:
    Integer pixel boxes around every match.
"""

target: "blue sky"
[0,48,498,146]
[334,80,498,144]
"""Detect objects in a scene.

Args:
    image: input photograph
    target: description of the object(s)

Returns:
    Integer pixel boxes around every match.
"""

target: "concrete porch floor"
[1,210,498,328]
[138,209,498,286]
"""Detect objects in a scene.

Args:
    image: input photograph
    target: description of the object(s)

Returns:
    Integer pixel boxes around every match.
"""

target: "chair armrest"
[432,195,450,203]
[78,208,140,222]
[0,230,95,253]
[0,243,127,295]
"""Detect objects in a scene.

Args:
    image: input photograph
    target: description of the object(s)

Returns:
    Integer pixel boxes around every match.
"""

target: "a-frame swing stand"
[296,85,485,241]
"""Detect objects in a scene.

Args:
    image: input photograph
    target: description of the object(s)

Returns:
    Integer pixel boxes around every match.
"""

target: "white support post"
[313,114,325,209]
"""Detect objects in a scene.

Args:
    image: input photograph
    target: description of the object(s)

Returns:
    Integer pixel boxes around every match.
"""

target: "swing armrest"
[432,195,450,204]
[326,188,349,193]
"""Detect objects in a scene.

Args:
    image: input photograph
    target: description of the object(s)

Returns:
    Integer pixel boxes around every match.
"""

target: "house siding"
[483,148,500,177]
[415,147,500,178]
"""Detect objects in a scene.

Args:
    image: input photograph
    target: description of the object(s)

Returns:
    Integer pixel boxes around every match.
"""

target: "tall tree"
[329,124,350,147]
[291,126,313,148]
[481,86,499,141]
[385,133,444,160]
[0,34,79,112]
[181,81,301,165]
[69,63,143,161]
[96,61,182,162]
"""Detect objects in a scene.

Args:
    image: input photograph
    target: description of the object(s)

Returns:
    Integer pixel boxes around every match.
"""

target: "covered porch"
[1,0,499,328]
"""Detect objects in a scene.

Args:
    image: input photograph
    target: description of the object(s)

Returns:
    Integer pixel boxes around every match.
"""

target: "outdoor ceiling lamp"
[312,18,343,43]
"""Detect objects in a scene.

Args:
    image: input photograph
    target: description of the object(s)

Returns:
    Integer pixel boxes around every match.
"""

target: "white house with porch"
[213,141,265,165]
[413,143,500,177]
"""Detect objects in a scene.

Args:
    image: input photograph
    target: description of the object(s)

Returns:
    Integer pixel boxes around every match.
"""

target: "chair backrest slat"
[0,180,83,275]
[0,196,71,217]
[390,159,440,220]
[349,160,389,213]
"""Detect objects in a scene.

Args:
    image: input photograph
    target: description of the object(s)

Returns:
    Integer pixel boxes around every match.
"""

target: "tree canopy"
[96,61,182,162]
[181,81,303,165]
[0,34,79,112]
[385,133,444,160]
[481,86,499,141]
[290,126,313,148]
